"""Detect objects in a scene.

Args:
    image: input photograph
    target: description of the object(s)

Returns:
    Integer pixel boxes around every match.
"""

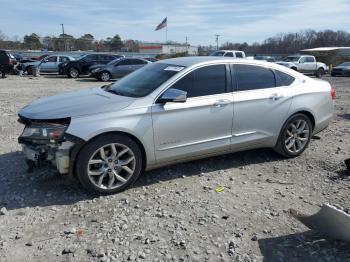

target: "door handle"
[269,93,284,101]
[213,99,231,107]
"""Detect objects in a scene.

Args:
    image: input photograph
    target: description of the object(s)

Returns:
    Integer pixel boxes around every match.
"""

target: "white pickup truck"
[276,55,328,77]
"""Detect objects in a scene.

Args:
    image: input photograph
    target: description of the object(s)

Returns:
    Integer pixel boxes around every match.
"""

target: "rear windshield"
[109,63,185,97]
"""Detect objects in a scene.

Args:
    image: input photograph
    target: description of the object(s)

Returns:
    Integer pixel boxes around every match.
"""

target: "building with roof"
[301,47,350,67]
[139,43,198,56]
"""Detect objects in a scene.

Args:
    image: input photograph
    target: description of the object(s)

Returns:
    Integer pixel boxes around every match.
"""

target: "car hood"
[19,87,136,120]
[22,61,40,66]
[333,66,350,70]
[276,61,294,65]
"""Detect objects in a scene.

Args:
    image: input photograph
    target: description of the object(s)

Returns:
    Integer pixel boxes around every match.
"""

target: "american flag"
[155,17,167,31]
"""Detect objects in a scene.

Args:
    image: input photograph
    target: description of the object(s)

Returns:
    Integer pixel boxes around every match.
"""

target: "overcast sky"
[0,0,349,45]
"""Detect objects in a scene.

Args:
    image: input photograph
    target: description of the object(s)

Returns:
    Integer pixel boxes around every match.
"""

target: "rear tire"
[291,67,298,71]
[274,114,312,158]
[27,66,33,75]
[76,134,143,195]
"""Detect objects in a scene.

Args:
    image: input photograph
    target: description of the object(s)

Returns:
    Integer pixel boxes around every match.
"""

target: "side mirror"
[158,88,187,104]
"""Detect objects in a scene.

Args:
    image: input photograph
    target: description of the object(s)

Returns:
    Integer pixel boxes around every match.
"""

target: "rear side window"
[305,57,315,63]
[85,55,98,61]
[130,59,146,65]
[275,70,295,86]
[118,59,131,65]
[235,52,244,58]
[172,65,226,98]
[234,64,275,91]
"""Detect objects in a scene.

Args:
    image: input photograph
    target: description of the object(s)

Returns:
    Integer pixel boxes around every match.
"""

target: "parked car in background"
[331,62,350,77]
[12,53,24,62]
[21,55,75,74]
[254,55,276,62]
[59,54,123,78]
[90,58,151,81]
[0,50,16,74]
[143,57,159,62]
[210,50,246,58]
[276,55,327,77]
[18,57,334,194]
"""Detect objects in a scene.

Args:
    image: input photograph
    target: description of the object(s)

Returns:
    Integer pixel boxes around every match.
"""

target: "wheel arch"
[285,110,316,131]
[69,131,147,177]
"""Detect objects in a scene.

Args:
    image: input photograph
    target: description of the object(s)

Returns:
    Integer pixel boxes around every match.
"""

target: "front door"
[152,64,234,163]
[40,56,58,72]
[231,64,294,149]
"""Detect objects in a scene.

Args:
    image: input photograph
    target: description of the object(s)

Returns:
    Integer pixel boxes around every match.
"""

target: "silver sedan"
[18,57,334,194]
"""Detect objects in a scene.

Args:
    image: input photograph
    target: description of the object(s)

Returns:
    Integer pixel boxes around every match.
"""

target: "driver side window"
[171,65,226,98]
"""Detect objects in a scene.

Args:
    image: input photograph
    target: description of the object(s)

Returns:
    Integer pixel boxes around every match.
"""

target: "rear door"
[81,55,98,74]
[112,59,131,78]
[129,59,148,72]
[231,64,294,149]
[152,64,234,162]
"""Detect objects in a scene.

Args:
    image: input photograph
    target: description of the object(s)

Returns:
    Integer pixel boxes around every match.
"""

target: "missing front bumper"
[22,141,74,175]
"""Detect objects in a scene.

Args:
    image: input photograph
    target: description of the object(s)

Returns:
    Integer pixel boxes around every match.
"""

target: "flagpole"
[165,21,168,44]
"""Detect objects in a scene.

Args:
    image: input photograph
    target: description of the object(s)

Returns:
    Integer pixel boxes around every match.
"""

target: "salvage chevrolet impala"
[18,57,335,194]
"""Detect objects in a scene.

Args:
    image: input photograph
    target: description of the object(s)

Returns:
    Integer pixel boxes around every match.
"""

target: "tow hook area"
[22,141,74,175]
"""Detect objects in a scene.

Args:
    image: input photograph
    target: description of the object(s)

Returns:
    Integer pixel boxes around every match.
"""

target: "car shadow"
[258,230,350,261]
[0,148,283,211]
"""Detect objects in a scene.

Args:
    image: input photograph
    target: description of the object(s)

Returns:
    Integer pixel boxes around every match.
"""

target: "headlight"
[92,68,101,73]
[21,125,68,141]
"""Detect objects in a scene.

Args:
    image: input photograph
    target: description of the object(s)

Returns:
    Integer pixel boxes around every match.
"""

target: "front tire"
[76,134,143,194]
[274,114,312,158]
[68,67,79,78]
[316,68,325,78]
[100,71,111,82]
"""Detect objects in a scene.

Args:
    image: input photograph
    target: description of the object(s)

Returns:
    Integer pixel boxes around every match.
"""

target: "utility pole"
[215,34,220,50]
[61,23,66,51]
[185,36,188,53]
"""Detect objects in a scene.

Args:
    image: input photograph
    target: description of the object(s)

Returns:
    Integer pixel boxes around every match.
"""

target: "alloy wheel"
[284,119,310,154]
[70,68,79,78]
[87,143,136,190]
[101,72,110,82]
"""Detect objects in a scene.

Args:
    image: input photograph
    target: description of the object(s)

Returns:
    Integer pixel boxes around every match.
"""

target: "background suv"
[59,54,123,78]
[0,50,16,74]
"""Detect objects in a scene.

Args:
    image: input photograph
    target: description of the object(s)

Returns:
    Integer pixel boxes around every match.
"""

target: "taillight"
[331,87,336,100]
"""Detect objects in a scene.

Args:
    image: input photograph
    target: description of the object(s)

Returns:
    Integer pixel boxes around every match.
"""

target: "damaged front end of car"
[18,115,83,175]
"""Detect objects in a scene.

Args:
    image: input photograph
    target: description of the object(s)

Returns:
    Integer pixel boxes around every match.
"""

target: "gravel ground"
[0,74,349,262]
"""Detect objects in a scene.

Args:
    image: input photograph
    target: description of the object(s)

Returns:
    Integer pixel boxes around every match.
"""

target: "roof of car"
[159,56,261,67]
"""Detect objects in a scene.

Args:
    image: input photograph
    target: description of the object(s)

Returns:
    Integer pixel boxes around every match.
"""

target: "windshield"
[211,51,225,56]
[339,62,350,67]
[109,63,185,97]
[108,58,122,65]
[283,56,300,62]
